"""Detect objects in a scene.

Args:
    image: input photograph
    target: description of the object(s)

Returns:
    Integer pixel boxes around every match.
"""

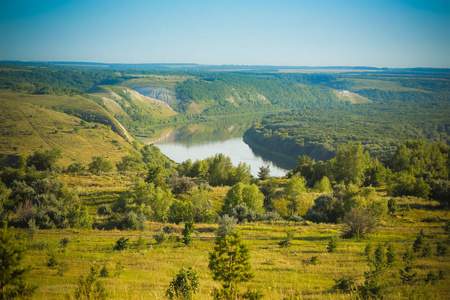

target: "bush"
[343,208,377,239]
[66,162,85,174]
[333,277,356,293]
[215,215,237,240]
[72,266,108,300]
[113,237,130,251]
[153,229,166,244]
[88,156,113,175]
[327,235,339,253]
[97,204,112,216]
[165,267,199,300]
[182,221,195,246]
[120,212,147,231]
[278,230,294,248]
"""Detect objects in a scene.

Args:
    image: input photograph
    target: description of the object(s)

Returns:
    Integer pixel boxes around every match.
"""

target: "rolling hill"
[0,90,138,167]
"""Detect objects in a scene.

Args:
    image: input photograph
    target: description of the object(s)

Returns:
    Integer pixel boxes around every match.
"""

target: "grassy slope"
[0,91,137,167]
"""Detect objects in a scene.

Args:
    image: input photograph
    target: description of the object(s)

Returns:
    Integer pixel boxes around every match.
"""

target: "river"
[140,119,290,177]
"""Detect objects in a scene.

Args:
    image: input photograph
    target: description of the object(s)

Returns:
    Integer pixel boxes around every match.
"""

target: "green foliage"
[412,230,425,253]
[113,237,130,251]
[436,241,448,256]
[66,162,86,173]
[88,156,113,175]
[120,212,147,231]
[165,267,199,300]
[387,198,398,214]
[97,204,111,216]
[182,221,195,246]
[169,200,194,224]
[27,148,62,171]
[215,215,238,240]
[333,277,356,293]
[222,183,264,215]
[46,252,59,267]
[114,261,124,278]
[72,266,108,300]
[208,231,254,298]
[115,155,141,172]
[258,177,278,211]
[0,223,35,299]
[357,244,391,299]
[278,230,294,248]
[145,165,167,188]
[327,235,339,253]
[99,265,109,278]
[257,165,270,180]
[343,207,377,239]
[153,229,167,244]
[386,243,397,266]
[313,176,331,192]
[168,176,195,195]
[332,142,372,186]
[399,248,416,285]
[284,175,306,215]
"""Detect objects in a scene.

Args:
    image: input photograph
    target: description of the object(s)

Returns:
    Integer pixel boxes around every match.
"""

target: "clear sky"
[0,0,449,67]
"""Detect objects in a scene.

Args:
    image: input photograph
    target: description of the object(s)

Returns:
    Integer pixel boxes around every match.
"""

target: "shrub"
[215,215,238,240]
[412,230,425,253]
[278,230,294,248]
[153,229,166,244]
[113,237,130,251]
[120,212,147,231]
[327,235,339,253]
[387,198,398,214]
[436,241,448,256]
[182,221,195,246]
[88,156,113,175]
[97,204,111,216]
[99,265,109,278]
[343,207,377,238]
[399,248,416,285]
[333,277,356,293]
[72,266,108,300]
[165,267,199,300]
[66,162,85,174]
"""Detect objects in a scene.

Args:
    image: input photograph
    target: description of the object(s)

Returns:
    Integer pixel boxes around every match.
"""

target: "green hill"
[0,90,137,167]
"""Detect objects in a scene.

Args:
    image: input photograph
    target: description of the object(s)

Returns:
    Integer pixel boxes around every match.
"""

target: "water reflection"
[142,118,291,177]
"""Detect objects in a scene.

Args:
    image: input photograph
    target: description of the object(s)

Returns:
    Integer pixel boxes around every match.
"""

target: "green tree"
[257,165,270,180]
[222,183,264,214]
[332,142,371,186]
[88,156,113,175]
[145,165,167,188]
[182,221,195,246]
[259,177,278,211]
[313,176,331,193]
[208,231,254,299]
[165,267,199,300]
[284,175,306,215]
[0,223,35,299]
[26,148,62,171]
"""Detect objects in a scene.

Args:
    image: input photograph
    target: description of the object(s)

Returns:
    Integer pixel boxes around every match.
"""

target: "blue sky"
[0,0,449,67]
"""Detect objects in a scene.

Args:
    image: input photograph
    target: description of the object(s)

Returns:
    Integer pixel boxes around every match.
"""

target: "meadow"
[17,173,450,299]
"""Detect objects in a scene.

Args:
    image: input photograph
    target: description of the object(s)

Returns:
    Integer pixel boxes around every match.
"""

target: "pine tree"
[0,223,35,299]
[208,231,254,299]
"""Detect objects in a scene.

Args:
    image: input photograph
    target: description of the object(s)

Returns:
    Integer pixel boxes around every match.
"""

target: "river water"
[141,120,290,177]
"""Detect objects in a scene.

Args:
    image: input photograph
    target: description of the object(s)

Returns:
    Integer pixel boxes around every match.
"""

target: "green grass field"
[16,175,450,299]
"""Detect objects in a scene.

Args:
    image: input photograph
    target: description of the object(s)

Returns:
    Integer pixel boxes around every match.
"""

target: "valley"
[0,62,449,299]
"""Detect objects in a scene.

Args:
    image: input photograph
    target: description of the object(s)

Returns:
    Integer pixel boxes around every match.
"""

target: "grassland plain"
[16,173,450,299]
